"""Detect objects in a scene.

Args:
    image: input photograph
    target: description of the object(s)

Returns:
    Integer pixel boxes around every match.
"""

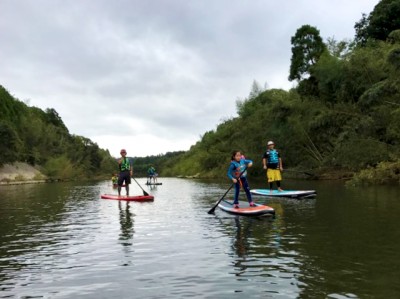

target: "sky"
[0,0,379,157]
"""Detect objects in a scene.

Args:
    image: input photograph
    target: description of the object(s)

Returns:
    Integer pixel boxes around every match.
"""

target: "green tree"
[355,0,400,44]
[354,13,370,46]
[0,120,21,165]
[289,25,326,81]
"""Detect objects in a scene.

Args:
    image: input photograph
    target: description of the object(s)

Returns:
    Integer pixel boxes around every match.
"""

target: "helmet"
[267,141,274,146]
[120,149,127,154]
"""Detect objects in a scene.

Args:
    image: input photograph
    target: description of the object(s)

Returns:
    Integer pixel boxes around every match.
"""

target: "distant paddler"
[262,140,284,192]
[111,173,118,185]
[118,149,133,196]
[147,165,157,184]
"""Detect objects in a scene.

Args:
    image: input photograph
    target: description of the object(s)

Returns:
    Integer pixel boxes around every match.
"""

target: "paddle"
[207,167,248,214]
[132,177,150,196]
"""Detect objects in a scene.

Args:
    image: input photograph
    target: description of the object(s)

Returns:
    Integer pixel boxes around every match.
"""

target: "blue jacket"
[227,158,252,180]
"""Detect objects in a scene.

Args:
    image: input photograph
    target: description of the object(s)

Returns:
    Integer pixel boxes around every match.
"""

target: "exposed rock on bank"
[0,162,46,185]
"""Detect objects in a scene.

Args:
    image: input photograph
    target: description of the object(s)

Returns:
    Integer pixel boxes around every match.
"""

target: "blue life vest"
[267,149,279,164]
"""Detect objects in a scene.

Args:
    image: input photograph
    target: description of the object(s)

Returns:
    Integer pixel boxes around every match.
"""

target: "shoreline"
[0,180,47,186]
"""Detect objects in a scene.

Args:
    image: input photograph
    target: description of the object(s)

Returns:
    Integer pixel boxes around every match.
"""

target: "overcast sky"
[0,0,378,157]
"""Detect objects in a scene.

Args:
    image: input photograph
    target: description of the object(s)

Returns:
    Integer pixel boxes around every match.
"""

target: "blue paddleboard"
[250,189,316,198]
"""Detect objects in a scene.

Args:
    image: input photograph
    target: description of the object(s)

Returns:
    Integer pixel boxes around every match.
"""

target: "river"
[0,178,399,298]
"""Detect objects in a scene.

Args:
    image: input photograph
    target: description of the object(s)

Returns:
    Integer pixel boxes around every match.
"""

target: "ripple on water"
[1,179,399,298]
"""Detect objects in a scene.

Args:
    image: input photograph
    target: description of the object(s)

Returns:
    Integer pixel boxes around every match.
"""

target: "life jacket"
[232,160,247,178]
[267,149,279,164]
[120,158,131,171]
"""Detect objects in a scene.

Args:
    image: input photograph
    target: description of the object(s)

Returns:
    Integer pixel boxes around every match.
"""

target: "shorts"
[118,170,131,186]
[267,169,282,183]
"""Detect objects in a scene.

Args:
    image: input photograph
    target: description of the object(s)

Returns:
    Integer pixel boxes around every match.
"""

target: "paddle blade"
[207,205,217,214]
[142,190,149,196]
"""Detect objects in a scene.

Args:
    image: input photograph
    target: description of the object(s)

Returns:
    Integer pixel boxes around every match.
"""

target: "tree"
[289,25,326,81]
[355,0,400,45]
[326,37,354,59]
[0,120,21,165]
[354,13,369,46]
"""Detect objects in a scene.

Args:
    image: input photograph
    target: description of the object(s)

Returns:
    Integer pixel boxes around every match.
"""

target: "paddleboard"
[101,194,154,201]
[218,200,275,216]
[145,182,162,185]
[250,189,316,198]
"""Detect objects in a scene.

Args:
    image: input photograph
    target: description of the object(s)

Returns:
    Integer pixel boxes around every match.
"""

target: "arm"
[262,152,268,169]
[227,163,237,183]
[262,158,267,169]
[245,159,253,168]
[277,151,283,171]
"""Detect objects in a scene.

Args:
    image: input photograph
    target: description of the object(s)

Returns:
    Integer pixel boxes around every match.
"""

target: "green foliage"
[311,51,344,103]
[130,151,186,177]
[367,0,400,41]
[388,29,400,44]
[355,0,400,45]
[289,25,326,81]
[354,13,370,46]
[387,47,400,71]
[348,160,400,186]
[44,156,80,179]
[0,85,116,179]
[154,20,400,183]
[0,120,22,165]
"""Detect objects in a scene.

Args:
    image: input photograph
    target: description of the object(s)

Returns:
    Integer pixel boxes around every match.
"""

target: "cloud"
[0,0,379,157]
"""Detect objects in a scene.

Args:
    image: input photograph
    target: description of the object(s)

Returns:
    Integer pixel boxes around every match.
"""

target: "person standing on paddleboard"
[263,141,284,192]
[147,165,156,184]
[227,150,255,209]
[118,149,133,196]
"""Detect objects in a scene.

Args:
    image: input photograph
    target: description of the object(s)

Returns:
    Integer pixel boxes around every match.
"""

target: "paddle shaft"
[132,177,149,196]
[207,167,248,214]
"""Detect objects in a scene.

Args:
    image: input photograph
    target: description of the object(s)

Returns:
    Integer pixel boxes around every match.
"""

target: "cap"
[120,149,127,153]
[267,141,274,146]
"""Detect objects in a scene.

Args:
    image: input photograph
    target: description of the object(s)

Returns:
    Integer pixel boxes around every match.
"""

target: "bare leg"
[125,185,129,196]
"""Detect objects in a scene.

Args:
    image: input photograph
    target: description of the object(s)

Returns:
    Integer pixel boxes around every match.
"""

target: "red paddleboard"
[101,194,154,202]
[218,200,275,216]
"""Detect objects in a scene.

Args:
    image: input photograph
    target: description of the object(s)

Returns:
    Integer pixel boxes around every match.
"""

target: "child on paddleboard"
[111,173,118,185]
[227,150,255,209]
[262,141,284,192]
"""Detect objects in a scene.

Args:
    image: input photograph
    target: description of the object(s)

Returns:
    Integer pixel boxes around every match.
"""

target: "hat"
[267,141,274,146]
[120,149,127,153]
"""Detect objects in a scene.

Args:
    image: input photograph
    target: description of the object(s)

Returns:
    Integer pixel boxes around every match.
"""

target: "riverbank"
[0,162,46,184]
[0,162,112,186]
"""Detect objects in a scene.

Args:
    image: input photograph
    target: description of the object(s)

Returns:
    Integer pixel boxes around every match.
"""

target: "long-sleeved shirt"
[227,158,253,180]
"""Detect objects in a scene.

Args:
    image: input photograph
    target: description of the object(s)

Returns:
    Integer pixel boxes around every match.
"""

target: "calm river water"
[0,178,399,298]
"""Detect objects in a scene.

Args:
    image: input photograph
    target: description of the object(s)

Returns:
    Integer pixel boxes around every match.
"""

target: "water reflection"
[118,201,135,246]
[0,179,399,298]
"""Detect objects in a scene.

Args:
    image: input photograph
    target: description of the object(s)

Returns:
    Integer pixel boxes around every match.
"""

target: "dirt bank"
[0,162,46,185]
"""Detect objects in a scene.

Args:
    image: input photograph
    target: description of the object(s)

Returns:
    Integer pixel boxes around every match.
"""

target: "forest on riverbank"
[0,86,116,180]
[145,0,400,185]
[2,0,399,185]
